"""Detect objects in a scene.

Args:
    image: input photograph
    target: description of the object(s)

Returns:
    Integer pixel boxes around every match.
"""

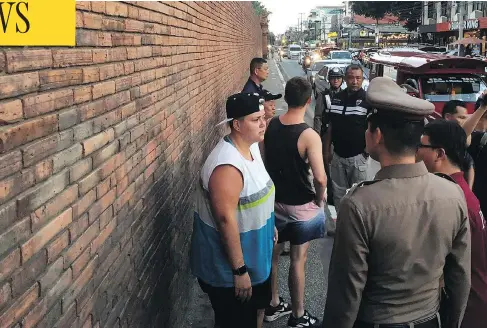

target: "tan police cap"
[366,77,435,118]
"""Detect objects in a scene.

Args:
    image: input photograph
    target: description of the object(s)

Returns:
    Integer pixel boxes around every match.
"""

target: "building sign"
[449,19,479,31]
[328,32,337,38]
[318,7,344,15]
[382,33,409,40]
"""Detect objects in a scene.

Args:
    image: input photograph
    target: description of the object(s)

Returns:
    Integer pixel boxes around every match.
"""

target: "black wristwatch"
[232,264,248,276]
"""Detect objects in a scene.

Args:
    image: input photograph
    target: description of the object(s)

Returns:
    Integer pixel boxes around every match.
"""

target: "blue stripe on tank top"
[190,211,275,288]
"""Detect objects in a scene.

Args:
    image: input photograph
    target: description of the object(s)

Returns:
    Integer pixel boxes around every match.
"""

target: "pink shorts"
[275,201,322,222]
[274,201,326,245]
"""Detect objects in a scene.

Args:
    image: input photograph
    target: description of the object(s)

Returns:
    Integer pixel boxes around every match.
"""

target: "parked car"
[313,63,370,98]
[306,60,330,86]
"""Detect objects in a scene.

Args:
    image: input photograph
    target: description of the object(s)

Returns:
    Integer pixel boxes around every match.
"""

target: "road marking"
[273,60,286,89]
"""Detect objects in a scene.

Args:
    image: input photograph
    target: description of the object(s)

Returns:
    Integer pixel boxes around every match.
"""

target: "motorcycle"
[302,56,311,73]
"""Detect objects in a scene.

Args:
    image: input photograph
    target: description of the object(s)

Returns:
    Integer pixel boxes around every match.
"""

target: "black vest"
[328,88,371,158]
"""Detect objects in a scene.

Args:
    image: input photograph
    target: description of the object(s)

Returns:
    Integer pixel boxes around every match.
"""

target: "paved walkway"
[184,58,335,328]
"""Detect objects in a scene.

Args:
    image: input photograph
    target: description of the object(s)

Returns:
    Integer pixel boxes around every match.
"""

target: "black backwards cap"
[259,89,282,101]
[216,93,265,126]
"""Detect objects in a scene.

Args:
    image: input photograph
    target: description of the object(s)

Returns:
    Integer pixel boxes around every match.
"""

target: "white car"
[327,50,352,64]
[288,45,302,60]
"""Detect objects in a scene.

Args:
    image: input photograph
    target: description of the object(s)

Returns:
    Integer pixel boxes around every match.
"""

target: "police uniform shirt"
[242,78,263,94]
[323,78,471,328]
[324,164,470,327]
[328,88,371,158]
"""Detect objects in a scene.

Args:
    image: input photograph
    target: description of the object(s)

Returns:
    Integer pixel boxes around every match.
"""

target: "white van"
[288,44,302,60]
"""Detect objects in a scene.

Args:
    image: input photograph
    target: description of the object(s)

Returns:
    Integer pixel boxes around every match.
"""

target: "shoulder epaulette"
[346,179,382,195]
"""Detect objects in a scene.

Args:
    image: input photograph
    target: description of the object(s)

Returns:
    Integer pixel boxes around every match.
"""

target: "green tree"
[268,32,276,45]
[351,1,394,25]
[252,1,270,16]
[390,2,422,32]
[351,1,422,32]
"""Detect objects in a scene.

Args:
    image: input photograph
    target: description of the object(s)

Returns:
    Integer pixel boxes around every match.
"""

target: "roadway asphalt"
[184,57,335,328]
[267,58,315,126]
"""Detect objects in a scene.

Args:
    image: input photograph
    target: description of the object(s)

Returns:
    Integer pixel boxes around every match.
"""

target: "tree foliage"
[268,32,276,45]
[390,1,422,32]
[351,1,393,24]
[252,1,270,17]
[350,1,422,31]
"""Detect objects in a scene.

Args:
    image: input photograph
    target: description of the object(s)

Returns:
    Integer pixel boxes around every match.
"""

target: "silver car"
[306,60,331,88]
[306,60,346,91]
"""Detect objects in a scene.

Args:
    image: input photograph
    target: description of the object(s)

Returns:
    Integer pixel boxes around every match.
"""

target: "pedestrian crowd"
[189,56,487,328]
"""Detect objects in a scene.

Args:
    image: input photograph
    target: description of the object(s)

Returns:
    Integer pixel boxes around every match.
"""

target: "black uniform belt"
[355,312,440,328]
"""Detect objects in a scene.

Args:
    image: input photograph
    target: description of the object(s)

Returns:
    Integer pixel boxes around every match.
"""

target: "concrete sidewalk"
[264,58,287,114]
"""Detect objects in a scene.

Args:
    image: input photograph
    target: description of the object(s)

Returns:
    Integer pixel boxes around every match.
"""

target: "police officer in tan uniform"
[322,78,471,328]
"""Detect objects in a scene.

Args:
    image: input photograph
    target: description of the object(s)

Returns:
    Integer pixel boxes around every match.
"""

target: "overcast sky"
[262,0,346,35]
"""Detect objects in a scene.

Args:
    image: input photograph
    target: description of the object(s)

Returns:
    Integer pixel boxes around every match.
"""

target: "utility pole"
[349,10,353,49]
[299,13,305,44]
[458,1,464,55]
[297,18,300,44]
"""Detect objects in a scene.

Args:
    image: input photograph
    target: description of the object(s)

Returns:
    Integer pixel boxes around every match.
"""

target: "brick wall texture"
[0,2,263,327]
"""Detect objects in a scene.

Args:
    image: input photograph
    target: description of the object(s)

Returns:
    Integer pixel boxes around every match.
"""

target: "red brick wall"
[0,2,263,327]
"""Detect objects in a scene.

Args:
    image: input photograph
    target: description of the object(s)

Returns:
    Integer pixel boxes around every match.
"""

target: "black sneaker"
[287,310,320,327]
[264,297,292,322]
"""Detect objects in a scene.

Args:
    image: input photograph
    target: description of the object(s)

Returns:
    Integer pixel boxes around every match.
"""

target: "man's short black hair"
[423,119,467,169]
[442,100,466,118]
[250,58,267,74]
[345,64,363,76]
[284,77,312,108]
[368,114,424,156]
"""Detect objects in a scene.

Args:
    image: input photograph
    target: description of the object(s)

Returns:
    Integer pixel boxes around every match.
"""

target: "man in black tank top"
[262,77,327,328]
